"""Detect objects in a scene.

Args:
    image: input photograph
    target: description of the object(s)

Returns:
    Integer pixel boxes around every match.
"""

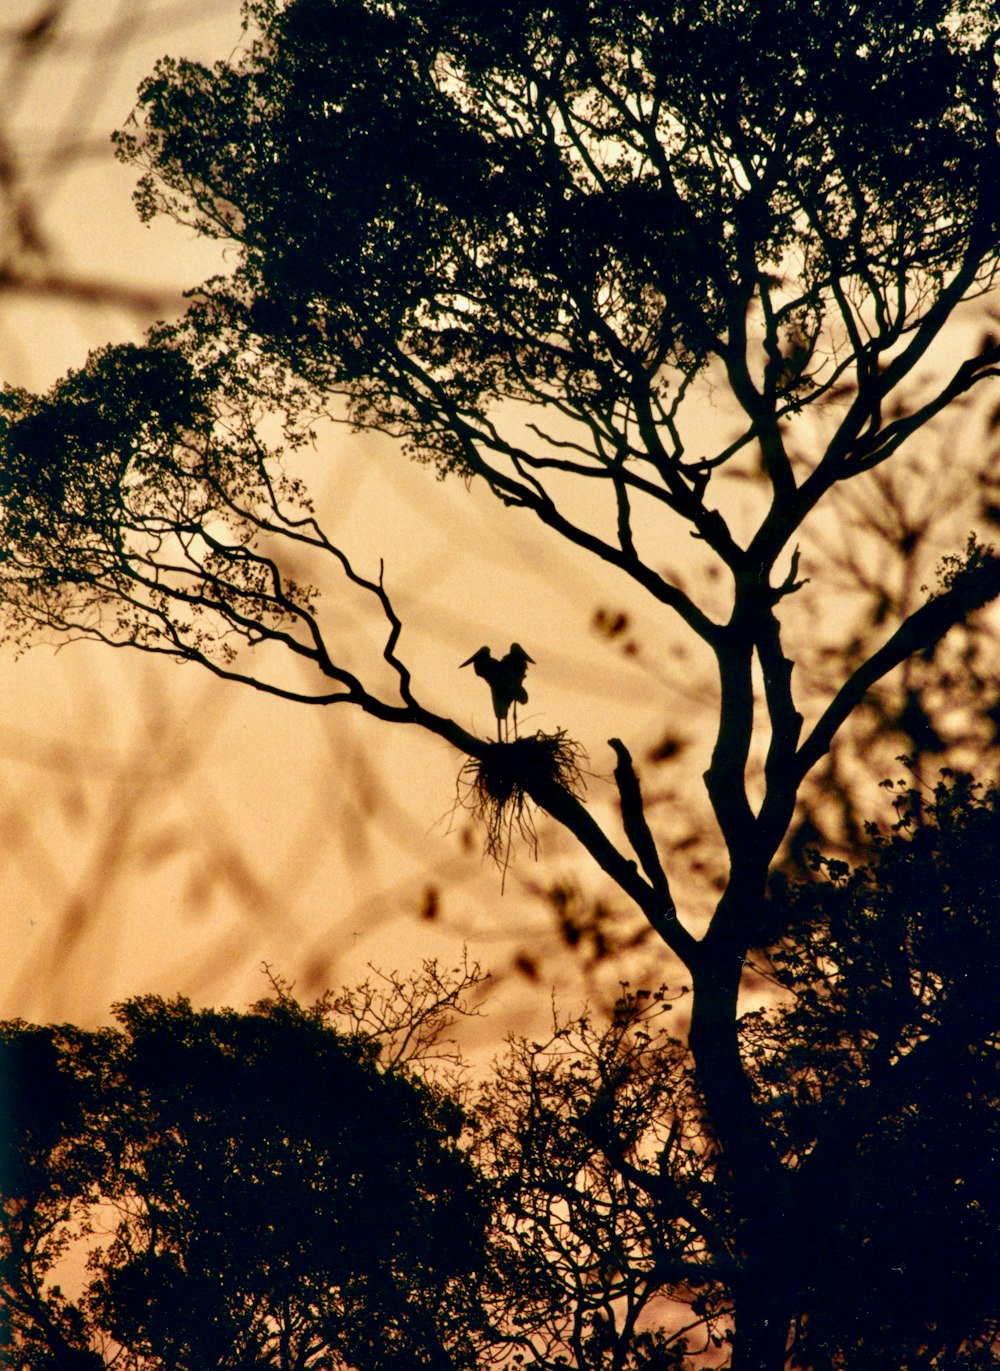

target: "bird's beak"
[459,655,476,668]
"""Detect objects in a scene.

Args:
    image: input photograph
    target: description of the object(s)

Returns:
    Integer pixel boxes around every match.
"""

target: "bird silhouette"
[460,642,535,740]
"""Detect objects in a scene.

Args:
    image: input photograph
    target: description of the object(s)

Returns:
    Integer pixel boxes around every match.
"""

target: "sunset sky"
[0,0,710,1032]
[1,0,992,1039]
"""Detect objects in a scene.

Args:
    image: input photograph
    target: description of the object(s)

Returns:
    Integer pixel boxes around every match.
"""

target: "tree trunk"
[730,1299,794,1371]
[688,947,795,1371]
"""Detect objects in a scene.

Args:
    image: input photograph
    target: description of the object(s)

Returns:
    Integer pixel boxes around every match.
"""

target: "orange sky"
[0,0,709,1032]
[2,0,991,1038]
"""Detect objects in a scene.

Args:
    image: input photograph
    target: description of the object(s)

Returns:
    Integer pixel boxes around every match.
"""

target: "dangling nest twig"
[456,729,587,877]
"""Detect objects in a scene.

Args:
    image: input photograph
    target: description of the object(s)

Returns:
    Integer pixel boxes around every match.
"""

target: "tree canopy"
[748,772,1000,1368]
[0,990,487,1370]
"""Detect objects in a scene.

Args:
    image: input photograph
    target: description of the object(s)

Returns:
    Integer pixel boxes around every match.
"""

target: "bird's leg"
[512,703,518,740]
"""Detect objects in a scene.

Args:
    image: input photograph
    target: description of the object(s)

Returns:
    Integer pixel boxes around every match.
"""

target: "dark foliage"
[118,0,1000,452]
[2,779,999,1369]
[746,774,1000,1367]
[0,994,488,1370]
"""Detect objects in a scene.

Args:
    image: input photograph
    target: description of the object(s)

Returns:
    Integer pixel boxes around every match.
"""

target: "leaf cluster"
[115,0,1000,471]
[0,994,488,1371]
[745,772,1000,1367]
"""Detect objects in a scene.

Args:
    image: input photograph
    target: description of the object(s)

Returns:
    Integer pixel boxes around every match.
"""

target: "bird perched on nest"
[460,642,535,741]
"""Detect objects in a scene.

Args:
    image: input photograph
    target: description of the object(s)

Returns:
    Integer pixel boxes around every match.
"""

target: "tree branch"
[609,737,675,912]
[796,554,1000,781]
[521,764,700,968]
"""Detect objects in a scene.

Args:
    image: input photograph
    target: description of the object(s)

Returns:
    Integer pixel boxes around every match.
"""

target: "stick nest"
[457,730,587,871]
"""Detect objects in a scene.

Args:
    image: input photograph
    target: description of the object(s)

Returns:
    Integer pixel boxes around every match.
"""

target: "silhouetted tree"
[0,1020,108,1371]
[0,990,488,1370]
[473,773,1000,1369]
[1,2,1000,1362]
[744,772,1000,1369]
[476,986,728,1370]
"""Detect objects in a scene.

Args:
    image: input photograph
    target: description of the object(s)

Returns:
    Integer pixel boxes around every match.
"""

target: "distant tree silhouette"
[0,1020,107,1371]
[1,2,1000,1362]
[0,990,488,1370]
[476,985,726,1370]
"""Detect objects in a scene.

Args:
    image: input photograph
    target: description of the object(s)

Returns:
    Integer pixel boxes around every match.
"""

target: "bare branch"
[796,554,1000,781]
